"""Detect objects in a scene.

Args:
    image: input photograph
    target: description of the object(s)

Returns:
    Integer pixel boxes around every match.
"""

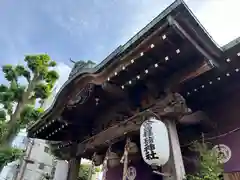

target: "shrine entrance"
[27,1,229,180]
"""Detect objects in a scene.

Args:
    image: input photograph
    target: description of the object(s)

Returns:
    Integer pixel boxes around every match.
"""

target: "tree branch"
[4,75,39,145]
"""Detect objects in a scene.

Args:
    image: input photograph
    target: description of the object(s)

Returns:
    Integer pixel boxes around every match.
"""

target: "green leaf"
[0,110,6,122]
[0,91,14,102]
[34,83,51,99]
[186,142,223,180]
[13,86,26,101]
[24,54,51,74]
[2,65,17,81]
[15,65,31,82]
[20,105,43,127]
[0,85,8,92]
[48,61,57,67]
[79,164,91,180]
[0,146,23,168]
[15,65,26,76]
[0,54,59,151]
[45,70,59,84]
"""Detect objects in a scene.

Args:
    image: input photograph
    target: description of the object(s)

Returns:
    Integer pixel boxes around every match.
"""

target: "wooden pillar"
[150,92,188,179]
[162,119,185,180]
[67,143,80,180]
[67,158,81,180]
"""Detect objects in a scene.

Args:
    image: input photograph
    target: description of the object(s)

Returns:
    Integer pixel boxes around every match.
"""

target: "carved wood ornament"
[67,83,94,108]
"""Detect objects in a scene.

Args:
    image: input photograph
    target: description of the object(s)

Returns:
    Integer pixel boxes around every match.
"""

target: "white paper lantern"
[140,118,170,166]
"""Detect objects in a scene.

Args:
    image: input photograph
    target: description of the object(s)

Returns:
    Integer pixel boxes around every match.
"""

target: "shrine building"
[28,0,240,179]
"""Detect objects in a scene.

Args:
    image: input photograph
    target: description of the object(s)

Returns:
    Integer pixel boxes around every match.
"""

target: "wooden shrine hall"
[28,0,240,180]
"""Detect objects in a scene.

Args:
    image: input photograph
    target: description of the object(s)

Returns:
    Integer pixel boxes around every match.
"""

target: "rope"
[102,146,111,180]
[181,126,240,147]
[122,138,130,180]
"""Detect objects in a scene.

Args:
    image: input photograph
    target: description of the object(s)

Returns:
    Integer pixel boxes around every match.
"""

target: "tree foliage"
[78,164,90,180]
[187,142,223,180]
[78,164,100,180]
[0,54,59,167]
[0,146,23,169]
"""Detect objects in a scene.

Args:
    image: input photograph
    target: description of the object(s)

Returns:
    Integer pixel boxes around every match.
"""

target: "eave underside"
[29,25,212,143]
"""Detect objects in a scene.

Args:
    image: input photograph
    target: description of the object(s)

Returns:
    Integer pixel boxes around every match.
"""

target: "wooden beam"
[179,111,209,125]
[29,22,170,134]
[178,17,221,59]
[101,82,128,99]
[76,110,151,156]
[76,92,190,156]
[167,15,219,68]
[164,60,212,91]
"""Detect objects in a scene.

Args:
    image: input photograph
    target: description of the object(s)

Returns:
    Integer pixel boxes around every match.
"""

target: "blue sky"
[0,0,240,85]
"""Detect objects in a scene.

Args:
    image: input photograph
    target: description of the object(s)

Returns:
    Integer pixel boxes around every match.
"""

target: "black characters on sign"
[142,120,159,160]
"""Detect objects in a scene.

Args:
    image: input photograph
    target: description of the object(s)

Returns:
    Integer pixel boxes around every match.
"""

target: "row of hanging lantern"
[33,119,56,137]
[106,34,181,90]
[33,118,68,139]
[57,141,72,149]
[120,47,180,90]
[33,33,172,141]
[46,122,68,139]
[186,54,240,97]
[187,68,240,96]
[52,34,172,175]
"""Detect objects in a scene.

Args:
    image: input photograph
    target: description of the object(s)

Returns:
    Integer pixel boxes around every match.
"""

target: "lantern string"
[181,126,240,147]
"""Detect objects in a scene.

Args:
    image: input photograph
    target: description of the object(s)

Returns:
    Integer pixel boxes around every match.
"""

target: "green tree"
[0,54,59,167]
[78,164,100,180]
[78,164,90,180]
[0,146,23,170]
[187,142,223,180]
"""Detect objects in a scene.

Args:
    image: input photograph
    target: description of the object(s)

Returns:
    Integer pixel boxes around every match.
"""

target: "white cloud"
[116,0,172,45]
[54,62,72,91]
[117,0,240,47]
[188,0,240,46]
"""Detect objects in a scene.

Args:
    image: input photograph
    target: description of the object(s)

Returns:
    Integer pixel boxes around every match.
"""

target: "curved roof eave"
[28,0,185,132]
[27,0,223,132]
